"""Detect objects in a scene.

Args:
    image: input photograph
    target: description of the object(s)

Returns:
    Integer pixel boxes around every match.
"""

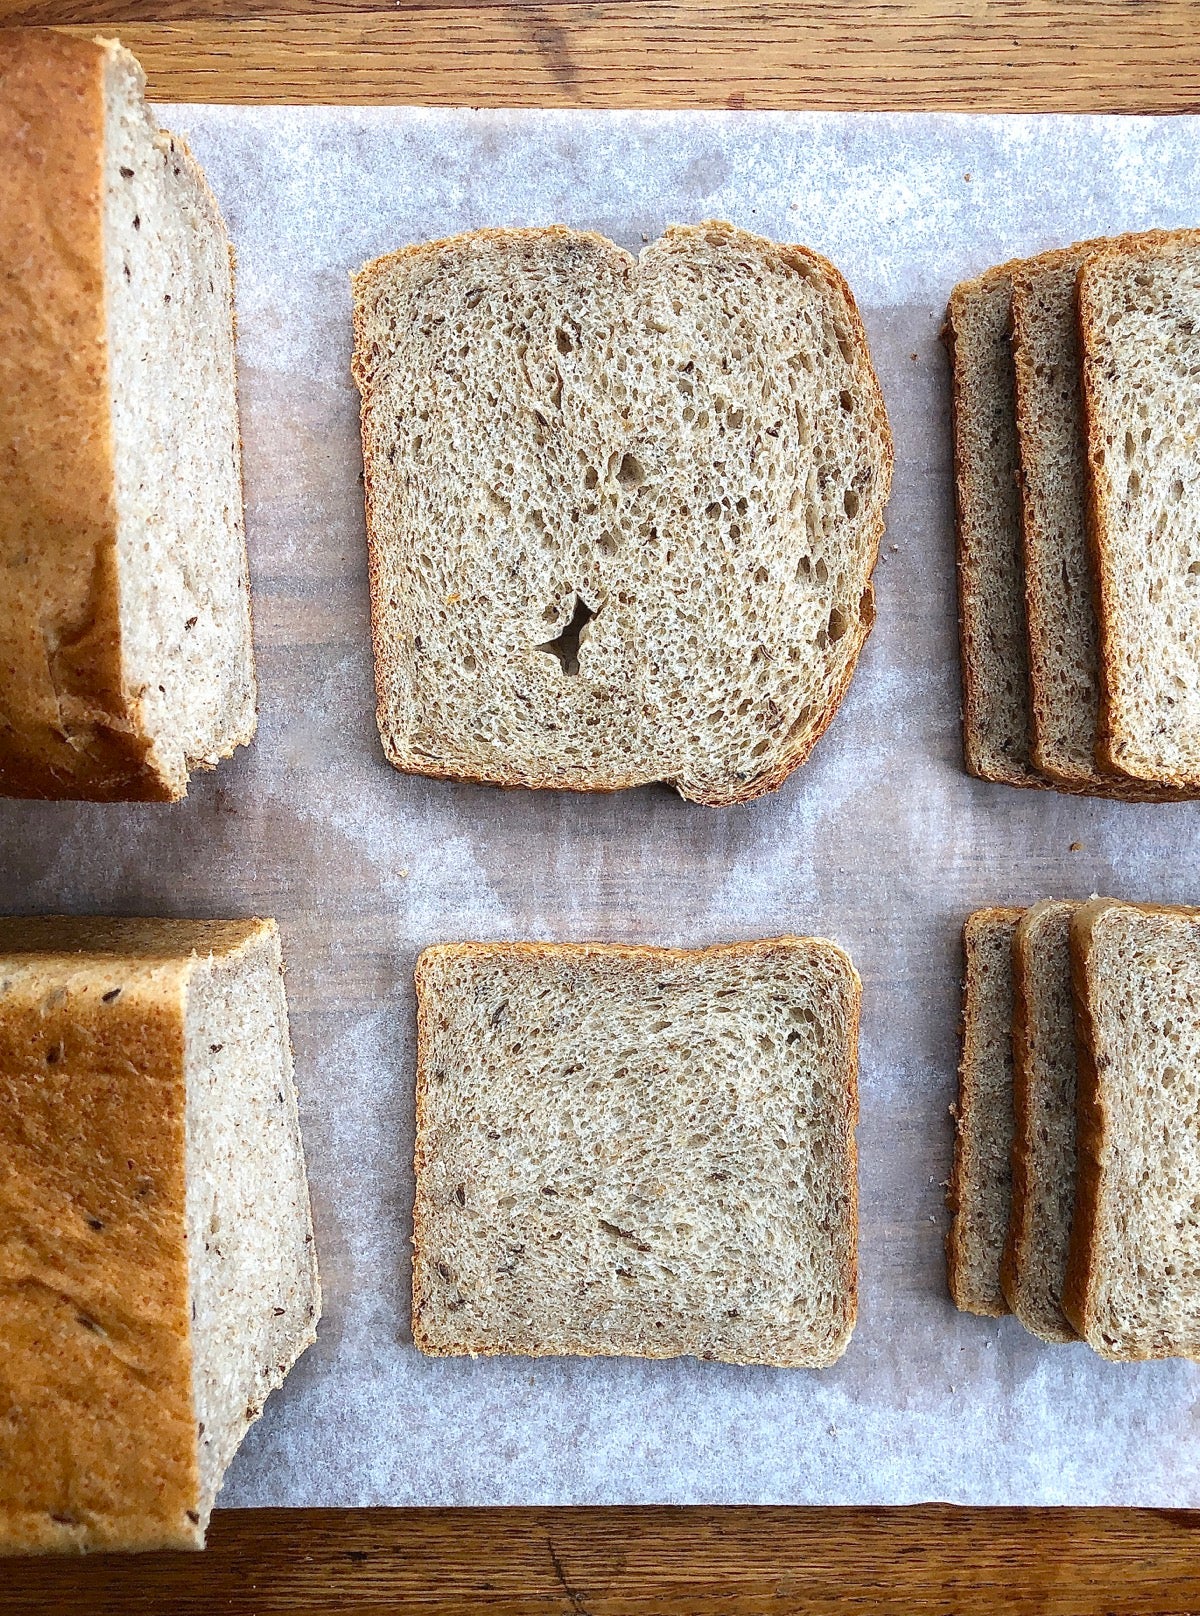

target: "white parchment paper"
[3,109,1200,1506]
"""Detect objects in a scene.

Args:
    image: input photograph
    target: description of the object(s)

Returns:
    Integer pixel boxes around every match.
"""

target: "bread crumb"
[1070,841,1085,852]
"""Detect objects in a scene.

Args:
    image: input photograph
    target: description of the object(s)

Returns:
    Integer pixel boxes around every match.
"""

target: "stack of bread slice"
[945,231,1200,796]
[948,898,1200,1360]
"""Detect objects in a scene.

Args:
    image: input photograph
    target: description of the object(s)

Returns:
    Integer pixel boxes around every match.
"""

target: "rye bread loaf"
[1000,899,1080,1344]
[1064,899,1200,1360]
[0,33,254,801]
[1078,231,1200,789]
[412,937,860,1367]
[947,907,1023,1315]
[352,224,892,805]
[944,267,1040,787]
[0,917,319,1552]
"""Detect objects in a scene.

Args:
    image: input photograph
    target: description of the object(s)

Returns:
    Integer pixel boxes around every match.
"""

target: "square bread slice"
[946,906,1023,1316]
[943,267,1041,788]
[1065,899,1200,1360]
[351,223,893,805]
[1079,230,1200,788]
[0,33,255,801]
[412,937,860,1367]
[0,917,319,1553]
[1010,249,1098,789]
[1013,238,1194,800]
[1000,900,1080,1344]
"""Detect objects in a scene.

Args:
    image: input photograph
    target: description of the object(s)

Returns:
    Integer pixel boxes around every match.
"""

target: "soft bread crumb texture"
[103,44,255,795]
[1013,250,1109,789]
[412,938,860,1367]
[0,33,254,801]
[944,268,1039,787]
[1001,900,1080,1344]
[0,917,318,1553]
[1065,900,1200,1360]
[1080,233,1200,787]
[183,923,320,1530]
[1012,240,1195,801]
[947,907,1022,1316]
[352,224,892,805]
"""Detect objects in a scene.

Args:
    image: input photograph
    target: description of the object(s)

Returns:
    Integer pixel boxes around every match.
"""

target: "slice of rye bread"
[947,907,1023,1315]
[943,266,1042,788]
[1011,239,1196,800]
[1000,900,1080,1344]
[351,223,893,806]
[412,937,860,1367]
[1064,899,1200,1360]
[1079,230,1200,789]
[0,917,320,1552]
[0,33,255,801]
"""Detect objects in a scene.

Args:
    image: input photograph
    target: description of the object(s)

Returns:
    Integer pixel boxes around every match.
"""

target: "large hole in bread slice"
[536,594,598,676]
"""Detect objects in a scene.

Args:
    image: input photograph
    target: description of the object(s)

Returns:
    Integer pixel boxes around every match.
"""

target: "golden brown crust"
[1078,229,1200,789]
[412,936,860,1363]
[0,947,195,1550]
[945,905,1023,1316]
[942,264,1043,791]
[353,224,891,807]
[0,916,272,1552]
[0,32,176,801]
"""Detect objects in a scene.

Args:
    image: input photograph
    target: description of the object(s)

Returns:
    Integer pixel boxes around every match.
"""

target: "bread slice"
[1079,230,1200,788]
[0,33,255,801]
[947,907,1023,1315]
[351,223,892,805]
[412,937,859,1366]
[1012,247,1111,791]
[0,917,319,1552]
[1013,239,1195,800]
[1064,899,1200,1360]
[1000,900,1079,1344]
[944,267,1040,787]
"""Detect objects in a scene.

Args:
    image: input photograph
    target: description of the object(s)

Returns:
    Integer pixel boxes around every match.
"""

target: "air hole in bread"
[617,453,645,491]
[536,594,597,675]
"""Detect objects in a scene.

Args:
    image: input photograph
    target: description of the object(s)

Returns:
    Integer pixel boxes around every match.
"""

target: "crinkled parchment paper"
[3,109,1200,1504]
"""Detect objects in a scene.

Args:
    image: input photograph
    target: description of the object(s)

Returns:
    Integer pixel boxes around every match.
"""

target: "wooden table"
[3,2,1200,1608]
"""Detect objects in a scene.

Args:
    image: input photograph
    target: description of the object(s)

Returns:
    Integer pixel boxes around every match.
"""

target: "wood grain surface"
[3,1506,1200,1613]
[0,0,1197,107]
[4,3,1200,1611]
